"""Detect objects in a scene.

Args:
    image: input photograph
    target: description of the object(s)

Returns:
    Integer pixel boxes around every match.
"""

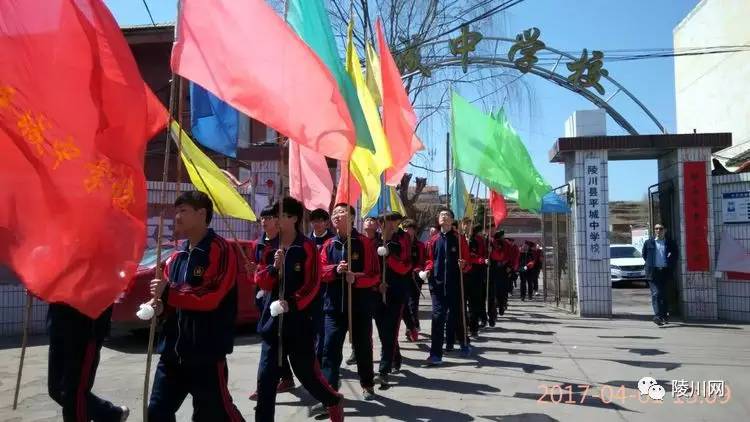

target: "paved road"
[1,291,749,421]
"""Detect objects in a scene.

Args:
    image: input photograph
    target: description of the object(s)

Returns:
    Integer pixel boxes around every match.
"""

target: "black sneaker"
[309,402,328,417]
[488,319,496,327]
[363,387,376,401]
[346,352,357,365]
[653,316,664,326]
[376,373,390,389]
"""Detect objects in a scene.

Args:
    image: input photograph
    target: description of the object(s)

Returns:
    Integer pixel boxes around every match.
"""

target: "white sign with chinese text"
[722,192,750,224]
[584,158,604,260]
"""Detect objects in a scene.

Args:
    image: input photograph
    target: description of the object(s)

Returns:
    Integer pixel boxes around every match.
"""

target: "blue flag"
[190,82,239,157]
[540,191,571,214]
[450,171,473,220]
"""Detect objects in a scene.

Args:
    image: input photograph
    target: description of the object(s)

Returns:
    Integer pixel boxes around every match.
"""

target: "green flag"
[287,0,375,152]
[451,92,550,211]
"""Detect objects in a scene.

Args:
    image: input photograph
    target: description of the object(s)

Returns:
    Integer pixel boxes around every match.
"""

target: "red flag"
[0,0,166,318]
[490,190,508,227]
[376,19,425,186]
[171,0,355,161]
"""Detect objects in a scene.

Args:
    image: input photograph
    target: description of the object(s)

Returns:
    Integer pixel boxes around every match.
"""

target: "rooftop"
[549,132,732,162]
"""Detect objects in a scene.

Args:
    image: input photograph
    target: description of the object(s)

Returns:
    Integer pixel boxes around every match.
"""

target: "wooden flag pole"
[484,185,491,319]
[347,163,353,344]
[143,70,178,422]
[277,138,287,367]
[12,293,33,410]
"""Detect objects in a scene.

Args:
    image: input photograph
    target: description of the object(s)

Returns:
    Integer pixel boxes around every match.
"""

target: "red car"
[112,240,259,329]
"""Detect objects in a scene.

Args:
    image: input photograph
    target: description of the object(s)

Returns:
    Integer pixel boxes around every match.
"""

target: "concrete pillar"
[566,150,612,317]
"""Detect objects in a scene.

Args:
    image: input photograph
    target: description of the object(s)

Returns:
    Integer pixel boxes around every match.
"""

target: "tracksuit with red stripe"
[424,229,471,358]
[488,238,515,320]
[402,238,426,332]
[374,228,412,375]
[320,229,379,390]
[466,234,489,333]
[148,229,245,422]
[47,304,124,422]
[253,232,341,422]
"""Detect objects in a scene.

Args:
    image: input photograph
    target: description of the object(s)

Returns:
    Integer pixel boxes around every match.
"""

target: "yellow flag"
[170,121,256,221]
[365,41,383,105]
[346,20,392,215]
[388,186,407,216]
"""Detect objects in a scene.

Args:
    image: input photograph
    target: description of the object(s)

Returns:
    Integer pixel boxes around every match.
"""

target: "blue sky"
[105,0,700,201]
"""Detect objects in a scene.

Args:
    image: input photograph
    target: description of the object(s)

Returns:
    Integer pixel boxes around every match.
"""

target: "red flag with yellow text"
[0,0,166,318]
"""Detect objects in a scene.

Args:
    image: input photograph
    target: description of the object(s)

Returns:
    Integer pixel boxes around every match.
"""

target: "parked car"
[610,244,647,285]
[112,241,259,330]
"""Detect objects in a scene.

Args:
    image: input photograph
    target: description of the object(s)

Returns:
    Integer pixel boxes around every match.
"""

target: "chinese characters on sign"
[566,49,609,95]
[584,158,603,260]
[449,25,483,74]
[508,27,545,73]
[683,162,710,271]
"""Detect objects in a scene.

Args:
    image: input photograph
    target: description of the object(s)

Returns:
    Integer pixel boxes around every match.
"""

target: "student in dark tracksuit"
[309,208,334,361]
[253,198,343,422]
[461,221,488,336]
[47,303,128,421]
[249,205,296,401]
[488,231,514,323]
[421,207,471,366]
[401,219,426,342]
[147,192,244,422]
[319,203,379,403]
[519,241,542,301]
[373,212,412,385]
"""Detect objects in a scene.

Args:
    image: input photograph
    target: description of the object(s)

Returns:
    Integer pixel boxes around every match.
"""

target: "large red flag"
[0,0,166,318]
[171,0,356,161]
[490,190,508,227]
[376,19,425,186]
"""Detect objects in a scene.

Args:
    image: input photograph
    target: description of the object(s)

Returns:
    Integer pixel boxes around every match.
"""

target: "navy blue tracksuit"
[254,233,340,422]
[310,229,334,360]
[425,229,471,358]
[47,304,124,422]
[374,228,412,375]
[320,229,379,390]
[148,229,244,422]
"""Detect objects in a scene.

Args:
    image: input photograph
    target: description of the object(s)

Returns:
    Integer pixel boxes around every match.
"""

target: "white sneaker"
[119,406,130,421]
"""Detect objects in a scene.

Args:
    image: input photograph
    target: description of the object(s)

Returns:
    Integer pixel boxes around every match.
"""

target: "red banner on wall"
[683,161,710,271]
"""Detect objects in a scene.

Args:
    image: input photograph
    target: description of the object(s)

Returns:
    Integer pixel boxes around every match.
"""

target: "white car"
[610,244,647,284]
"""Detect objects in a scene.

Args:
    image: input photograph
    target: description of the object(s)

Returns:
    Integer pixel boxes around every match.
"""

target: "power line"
[142,0,157,27]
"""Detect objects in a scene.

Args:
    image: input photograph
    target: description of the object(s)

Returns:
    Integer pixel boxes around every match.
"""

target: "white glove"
[523,266,528,272]
[256,290,268,300]
[418,271,429,282]
[136,303,155,321]
[270,300,287,317]
[484,259,490,265]
[377,246,389,256]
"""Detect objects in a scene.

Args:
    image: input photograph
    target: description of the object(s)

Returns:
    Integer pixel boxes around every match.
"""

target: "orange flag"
[376,19,425,186]
[0,0,166,318]
[171,0,356,161]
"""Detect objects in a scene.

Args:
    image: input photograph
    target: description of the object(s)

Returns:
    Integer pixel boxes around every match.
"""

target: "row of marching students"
[133,191,542,421]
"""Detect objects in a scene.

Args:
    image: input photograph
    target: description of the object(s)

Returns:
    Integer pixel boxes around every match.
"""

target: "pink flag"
[376,19,424,185]
[289,141,334,211]
[171,0,355,161]
[490,190,508,227]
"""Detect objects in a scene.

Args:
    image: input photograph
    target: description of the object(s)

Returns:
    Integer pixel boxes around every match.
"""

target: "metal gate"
[648,180,680,316]
[541,185,576,313]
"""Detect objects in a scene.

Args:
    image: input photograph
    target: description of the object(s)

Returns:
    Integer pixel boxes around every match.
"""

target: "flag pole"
[12,292,33,410]
[484,185,491,321]
[346,163,353,344]
[143,70,178,422]
[277,136,286,367]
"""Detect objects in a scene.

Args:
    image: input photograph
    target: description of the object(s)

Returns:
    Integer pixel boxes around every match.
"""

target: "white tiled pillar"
[675,148,718,320]
[567,150,611,317]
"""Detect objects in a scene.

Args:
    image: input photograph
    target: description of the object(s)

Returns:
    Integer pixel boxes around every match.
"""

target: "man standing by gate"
[641,224,677,326]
